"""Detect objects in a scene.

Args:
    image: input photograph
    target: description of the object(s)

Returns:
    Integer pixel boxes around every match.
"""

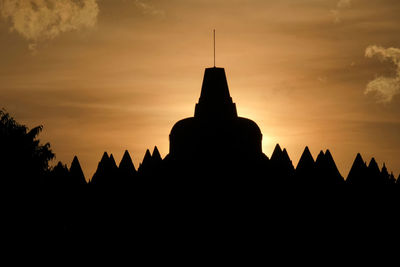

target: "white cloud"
[365,45,400,103]
[0,0,99,50]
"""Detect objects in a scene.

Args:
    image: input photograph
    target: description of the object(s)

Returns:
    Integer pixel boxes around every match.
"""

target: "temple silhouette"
[79,66,398,185]
[2,38,399,240]
[164,67,267,176]
[0,66,399,186]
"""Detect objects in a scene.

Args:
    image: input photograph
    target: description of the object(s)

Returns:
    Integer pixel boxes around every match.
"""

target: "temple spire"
[194,67,237,119]
[213,29,216,67]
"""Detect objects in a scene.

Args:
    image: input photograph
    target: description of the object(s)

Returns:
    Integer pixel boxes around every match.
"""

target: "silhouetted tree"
[0,109,54,185]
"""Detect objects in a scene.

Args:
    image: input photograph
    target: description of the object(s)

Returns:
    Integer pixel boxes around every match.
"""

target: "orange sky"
[1,0,400,180]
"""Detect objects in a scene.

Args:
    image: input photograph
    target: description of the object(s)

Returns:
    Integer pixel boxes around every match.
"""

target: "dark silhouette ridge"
[281,149,292,165]
[324,150,344,182]
[138,148,152,176]
[344,154,398,185]
[69,156,86,185]
[119,150,136,172]
[138,147,163,177]
[109,153,119,181]
[142,149,152,164]
[100,151,110,163]
[346,153,368,184]
[2,62,400,189]
[269,144,293,184]
[315,150,344,185]
[152,146,162,164]
[91,152,111,184]
[315,151,325,164]
[270,144,283,161]
[367,158,381,184]
[109,154,118,169]
[49,161,69,186]
[380,164,392,185]
[152,146,163,174]
[314,150,325,184]
[48,157,87,187]
[3,50,400,239]
[397,174,400,184]
[81,146,397,188]
[119,150,137,182]
[388,172,396,184]
[281,149,295,174]
[295,146,315,184]
[4,94,400,237]
[3,95,400,242]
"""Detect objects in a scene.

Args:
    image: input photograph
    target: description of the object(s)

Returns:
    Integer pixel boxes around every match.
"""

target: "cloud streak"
[134,0,164,16]
[331,0,352,23]
[337,0,351,9]
[365,45,400,103]
[0,0,99,49]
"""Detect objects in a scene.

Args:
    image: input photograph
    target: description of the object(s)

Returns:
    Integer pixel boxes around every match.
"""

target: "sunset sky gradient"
[1,0,400,179]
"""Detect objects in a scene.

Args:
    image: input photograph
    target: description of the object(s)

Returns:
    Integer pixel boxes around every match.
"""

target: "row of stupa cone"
[57,144,399,185]
[55,67,398,186]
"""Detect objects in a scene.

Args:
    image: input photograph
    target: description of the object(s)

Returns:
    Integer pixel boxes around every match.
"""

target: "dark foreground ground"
[2,179,399,265]
[4,176,400,241]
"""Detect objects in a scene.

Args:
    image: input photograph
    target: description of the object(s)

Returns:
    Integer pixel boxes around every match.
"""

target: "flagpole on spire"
[213,29,216,67]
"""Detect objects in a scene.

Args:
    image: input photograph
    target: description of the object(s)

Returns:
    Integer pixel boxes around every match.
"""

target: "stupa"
[166,67,265,170]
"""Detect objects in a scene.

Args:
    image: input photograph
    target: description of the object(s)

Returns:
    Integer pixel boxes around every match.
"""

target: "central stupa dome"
[167,67,264,167]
